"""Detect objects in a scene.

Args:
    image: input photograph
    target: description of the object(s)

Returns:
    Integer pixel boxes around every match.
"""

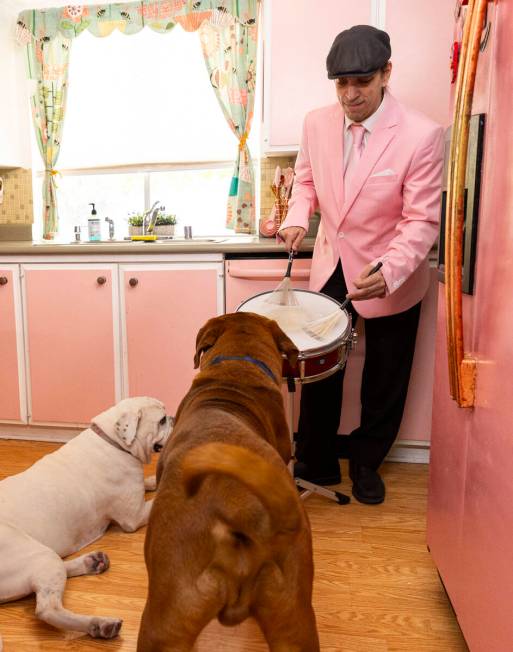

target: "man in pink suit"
[279,25,444,504]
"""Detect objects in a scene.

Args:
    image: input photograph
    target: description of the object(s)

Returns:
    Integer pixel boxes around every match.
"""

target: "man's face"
[335,63,392,122]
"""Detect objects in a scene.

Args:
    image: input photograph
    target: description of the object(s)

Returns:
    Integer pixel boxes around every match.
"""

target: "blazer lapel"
[340,93,401,221]
[325,104,345,216]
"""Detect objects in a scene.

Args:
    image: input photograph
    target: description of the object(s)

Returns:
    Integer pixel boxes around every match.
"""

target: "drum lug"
[350,328,358,351]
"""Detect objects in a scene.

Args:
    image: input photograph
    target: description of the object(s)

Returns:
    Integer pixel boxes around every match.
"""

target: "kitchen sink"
[158,237,228,243]
[31,237,228,246]
[31,236,255,247]
[69,239,128,244]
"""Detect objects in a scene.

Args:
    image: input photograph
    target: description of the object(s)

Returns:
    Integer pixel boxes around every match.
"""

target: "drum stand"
[285,378,350,505]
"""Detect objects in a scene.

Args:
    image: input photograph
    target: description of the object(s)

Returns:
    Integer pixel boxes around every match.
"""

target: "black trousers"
[296,261,421,472]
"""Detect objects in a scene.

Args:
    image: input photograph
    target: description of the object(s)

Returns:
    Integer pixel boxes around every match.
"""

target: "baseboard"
[0,428,431,464]
[386,440,430,464]
[0,425,79,443]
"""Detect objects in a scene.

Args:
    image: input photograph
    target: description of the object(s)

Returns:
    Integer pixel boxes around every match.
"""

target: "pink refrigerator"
[427,1,513,650]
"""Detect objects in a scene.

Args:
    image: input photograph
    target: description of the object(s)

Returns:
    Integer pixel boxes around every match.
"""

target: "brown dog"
[137,312,320,652]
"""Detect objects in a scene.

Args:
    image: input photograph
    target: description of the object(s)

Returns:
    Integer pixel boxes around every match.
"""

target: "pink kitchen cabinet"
[264,0,453,152]
[0,266,26,423]
[385,0,453,128]
[264,0,372,153]
[225,257,312,312]
[22,265,118,425]
[225,256,312,428]
[340,267,439,448]
[120,263,224,416]
[226,257,438,453]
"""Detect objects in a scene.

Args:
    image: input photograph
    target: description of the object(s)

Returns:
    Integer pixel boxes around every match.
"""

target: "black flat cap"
[326,25,391,79]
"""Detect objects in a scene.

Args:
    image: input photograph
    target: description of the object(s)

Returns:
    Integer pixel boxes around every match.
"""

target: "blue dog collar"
[209,355,277,382]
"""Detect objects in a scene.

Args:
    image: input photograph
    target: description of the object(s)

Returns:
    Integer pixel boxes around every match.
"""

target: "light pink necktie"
[344,123,366,194]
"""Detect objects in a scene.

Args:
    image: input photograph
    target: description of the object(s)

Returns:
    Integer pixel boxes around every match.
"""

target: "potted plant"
[154,213,177,237]
[128,214,144,236]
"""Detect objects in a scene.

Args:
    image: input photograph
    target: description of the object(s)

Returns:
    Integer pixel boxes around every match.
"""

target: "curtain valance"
[17,0,257,42]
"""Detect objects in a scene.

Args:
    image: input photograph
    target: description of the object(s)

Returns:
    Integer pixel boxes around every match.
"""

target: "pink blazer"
[279,92,444,318]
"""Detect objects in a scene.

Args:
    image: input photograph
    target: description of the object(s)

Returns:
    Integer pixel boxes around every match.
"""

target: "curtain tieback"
[45,168,61,188]
[238,131,248,151]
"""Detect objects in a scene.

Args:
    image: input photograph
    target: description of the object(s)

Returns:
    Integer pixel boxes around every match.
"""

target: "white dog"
[0,396,172,650]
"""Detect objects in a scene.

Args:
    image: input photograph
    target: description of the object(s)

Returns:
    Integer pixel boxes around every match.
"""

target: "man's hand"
[347,262,387,301]
[278,226,306,252]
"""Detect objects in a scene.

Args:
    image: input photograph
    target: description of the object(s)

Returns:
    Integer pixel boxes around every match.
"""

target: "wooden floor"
[0,441,468,651]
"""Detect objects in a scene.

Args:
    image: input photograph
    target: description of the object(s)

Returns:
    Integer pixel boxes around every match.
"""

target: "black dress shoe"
[294,461,341,486]
[349,461,385,504]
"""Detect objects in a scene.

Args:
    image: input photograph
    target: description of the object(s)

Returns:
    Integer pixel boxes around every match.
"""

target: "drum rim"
[236,288,352,355]
[237,288,345,312]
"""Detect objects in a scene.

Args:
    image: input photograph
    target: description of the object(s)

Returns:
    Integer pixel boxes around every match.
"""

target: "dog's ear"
[194,316,225,368]
[268,320,299,367]
[115,410,141,446]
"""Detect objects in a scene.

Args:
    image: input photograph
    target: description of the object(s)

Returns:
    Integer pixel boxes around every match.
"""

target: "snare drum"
[237,290,353,383]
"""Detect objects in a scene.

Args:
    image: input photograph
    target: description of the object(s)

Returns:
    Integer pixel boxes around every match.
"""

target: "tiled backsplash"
[260,155,297,220]
[0,162,293,236]
[0,168,33,225]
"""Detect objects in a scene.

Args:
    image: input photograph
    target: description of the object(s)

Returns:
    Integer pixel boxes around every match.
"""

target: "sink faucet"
[143,201,164,235]
[104,217,115,240]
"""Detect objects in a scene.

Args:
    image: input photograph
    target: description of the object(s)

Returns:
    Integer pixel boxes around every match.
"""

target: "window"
[31,25,261,240]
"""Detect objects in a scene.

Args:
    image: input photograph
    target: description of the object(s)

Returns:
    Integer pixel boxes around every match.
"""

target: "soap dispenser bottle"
[88,203,101,241]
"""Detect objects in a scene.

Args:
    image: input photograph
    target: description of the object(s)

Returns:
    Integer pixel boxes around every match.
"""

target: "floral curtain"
[16,0,259,237]
[16,24,70,239]
[199,17,258,232]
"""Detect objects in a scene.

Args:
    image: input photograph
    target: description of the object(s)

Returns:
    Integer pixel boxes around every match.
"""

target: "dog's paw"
[88,617,123,639]
[84,551,110,575]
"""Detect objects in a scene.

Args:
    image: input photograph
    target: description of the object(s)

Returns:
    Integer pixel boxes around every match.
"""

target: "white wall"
[0,3,32,168]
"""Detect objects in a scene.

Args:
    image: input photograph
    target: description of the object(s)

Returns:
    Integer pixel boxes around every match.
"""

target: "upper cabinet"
[263,0,454,154]
[0,6,31,169]
[263,0,373,154]
[385,0,453,129]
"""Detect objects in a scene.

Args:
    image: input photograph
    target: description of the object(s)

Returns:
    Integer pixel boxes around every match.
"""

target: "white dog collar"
[90,422,129,454]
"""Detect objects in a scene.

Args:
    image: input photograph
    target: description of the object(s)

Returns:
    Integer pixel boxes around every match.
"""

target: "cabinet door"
[225,257,312,429]
[264,0,373,152]
[386,0,453,127]
[121,264,223,415]
[225,258,312,312]
[264,0,453,153]
[339,268,439,444]
[0,266,26,423]
[23,265,118,425]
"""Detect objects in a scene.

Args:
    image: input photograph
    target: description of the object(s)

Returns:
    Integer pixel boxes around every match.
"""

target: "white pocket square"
[370,168,396,177]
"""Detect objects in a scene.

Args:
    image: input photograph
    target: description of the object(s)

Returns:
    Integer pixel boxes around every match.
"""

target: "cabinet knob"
[0,276,7,286]
[97,276,107,285]
[129,277,138,287]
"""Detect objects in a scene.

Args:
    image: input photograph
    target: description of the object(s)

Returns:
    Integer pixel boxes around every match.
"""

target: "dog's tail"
[181,442,301,536]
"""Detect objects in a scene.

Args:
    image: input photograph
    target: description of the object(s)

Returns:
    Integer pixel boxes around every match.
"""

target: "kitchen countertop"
[0,237,439,266]
[0,235,316,256]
